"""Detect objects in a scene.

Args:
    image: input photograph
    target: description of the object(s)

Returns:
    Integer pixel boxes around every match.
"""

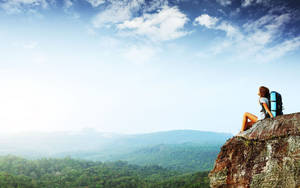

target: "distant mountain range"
[0,130,232,172]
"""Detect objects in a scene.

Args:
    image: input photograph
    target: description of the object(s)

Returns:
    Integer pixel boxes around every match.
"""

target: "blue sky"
[0,0,300,134]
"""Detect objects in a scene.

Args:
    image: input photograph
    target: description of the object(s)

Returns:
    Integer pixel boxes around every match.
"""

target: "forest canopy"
[0,155,210,188]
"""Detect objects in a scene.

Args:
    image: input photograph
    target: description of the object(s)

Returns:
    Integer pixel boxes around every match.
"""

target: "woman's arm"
[262,103,274,118]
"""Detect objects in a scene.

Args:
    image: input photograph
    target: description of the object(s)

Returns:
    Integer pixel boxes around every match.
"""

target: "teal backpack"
[270,91,283,117]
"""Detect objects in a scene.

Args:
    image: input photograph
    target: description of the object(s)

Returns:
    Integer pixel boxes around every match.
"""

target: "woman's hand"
[262,103,274,118]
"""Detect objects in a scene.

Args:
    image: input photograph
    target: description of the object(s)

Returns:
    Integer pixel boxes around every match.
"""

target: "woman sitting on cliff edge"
[241,86,274,132]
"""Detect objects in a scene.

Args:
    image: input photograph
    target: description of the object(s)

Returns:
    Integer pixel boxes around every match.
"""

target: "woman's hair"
[259,86,270,99]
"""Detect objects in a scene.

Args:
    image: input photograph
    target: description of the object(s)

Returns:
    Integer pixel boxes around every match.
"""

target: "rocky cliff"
[209,112,300,188]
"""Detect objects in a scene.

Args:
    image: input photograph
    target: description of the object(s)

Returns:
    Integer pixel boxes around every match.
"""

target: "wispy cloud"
[193,11,300,63]
[217,21,242,38]
[253,37,300,62]
[92,0,145,28]
[194,14,241,38]
[86,0,105,7]
[0,0,48,14]
[117,6,189,41]
[241,0,254,7]
[143,0,168,12]
[63,0,80,19]
[241,0,266,7]
[243,13,290,35]
[216,0,232,6]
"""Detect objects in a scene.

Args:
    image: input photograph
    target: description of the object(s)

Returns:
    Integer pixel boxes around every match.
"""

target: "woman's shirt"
[259,97,270,120]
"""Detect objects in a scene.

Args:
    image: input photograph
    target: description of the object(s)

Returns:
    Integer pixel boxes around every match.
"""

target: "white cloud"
[194,14,241,38]
[194,12,300,63]
[255,37,300,62]
[0,0,48,14]
[243,13,290,46]
[144,0,168,12]
[117,6,189,41]
[247,30,271,45]
[243,13,290,33]
[91,0,188,41]
[86,0,105,7]
[241,0,254,7]
[216,21,241,38]
[92,0,145,28]
[241,0,266,7]
[217,0,232,6]
[193,14,218,28]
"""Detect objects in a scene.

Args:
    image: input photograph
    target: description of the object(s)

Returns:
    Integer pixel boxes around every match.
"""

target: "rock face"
[209,112,300,188]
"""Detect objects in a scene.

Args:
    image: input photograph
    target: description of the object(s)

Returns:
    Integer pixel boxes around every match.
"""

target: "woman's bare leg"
[241,113,248,131]
[247,121,256,127]
[241,112,258,131]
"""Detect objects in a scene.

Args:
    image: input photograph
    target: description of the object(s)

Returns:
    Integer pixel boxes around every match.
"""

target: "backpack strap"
[260,103,270,118]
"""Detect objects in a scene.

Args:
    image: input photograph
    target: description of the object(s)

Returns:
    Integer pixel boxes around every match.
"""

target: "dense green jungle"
[0,155,209,188]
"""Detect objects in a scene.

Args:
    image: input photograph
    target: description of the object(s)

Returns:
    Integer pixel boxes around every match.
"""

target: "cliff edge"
[209,112,300,188]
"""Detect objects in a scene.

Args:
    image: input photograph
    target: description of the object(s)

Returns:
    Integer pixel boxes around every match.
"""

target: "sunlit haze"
[1,0,300,135]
